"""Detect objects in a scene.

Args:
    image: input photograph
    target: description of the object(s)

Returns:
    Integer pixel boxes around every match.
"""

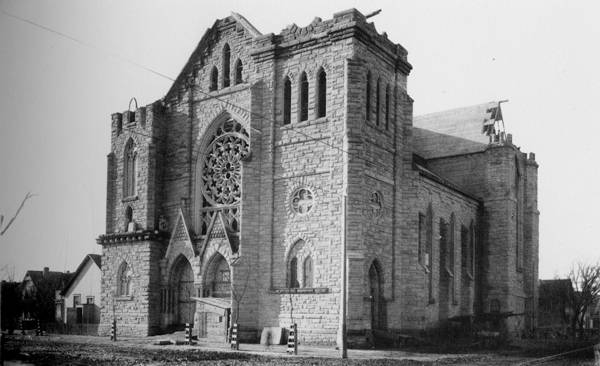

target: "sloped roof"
[192,296,231,309]
[539,279,573,299]
[24,269,73,293]
[60,254,102,296]
[413,101,501,159]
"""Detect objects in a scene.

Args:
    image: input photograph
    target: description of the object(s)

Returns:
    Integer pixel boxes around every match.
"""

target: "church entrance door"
[369,261,384,330]
[171,256,195,326]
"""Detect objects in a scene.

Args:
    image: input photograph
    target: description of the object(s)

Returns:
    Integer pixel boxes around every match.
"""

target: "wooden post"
[110,319,117,341]
[231,323,239,350]
[287,323,298,355]
[594,343,600,366]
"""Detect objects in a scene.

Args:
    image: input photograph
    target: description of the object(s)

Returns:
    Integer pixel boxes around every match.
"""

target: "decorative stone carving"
[367,191,383,219]
[158,215,168,232]
[291,188,314,215]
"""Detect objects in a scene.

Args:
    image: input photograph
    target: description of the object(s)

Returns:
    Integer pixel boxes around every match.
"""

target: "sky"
[0,0,599,281]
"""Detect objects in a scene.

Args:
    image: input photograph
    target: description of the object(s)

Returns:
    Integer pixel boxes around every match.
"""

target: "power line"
[0,6,392,162]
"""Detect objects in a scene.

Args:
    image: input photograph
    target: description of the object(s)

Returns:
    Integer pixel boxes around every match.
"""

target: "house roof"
[24,269,73,293]
[539,279,573,299]
[60,254,101,296]
[413,101,503,159]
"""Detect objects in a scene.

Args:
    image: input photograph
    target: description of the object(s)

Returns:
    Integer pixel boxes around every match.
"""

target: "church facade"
[97,9,539,345]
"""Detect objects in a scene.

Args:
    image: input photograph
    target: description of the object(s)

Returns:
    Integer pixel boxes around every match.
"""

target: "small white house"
[57,254,101,325]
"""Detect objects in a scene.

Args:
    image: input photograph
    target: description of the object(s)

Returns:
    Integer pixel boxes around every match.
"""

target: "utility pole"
[339,194,348,358]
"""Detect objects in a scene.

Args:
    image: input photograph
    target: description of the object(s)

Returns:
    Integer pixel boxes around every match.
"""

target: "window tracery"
[200,119,250,206]
[198,118,249,239]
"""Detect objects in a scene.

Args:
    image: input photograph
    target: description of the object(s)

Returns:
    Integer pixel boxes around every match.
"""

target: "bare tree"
[229,263,251,348]
[567,261,600,337]
[1,192,36,236]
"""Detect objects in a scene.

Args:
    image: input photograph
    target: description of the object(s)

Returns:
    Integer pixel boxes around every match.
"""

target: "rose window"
[200,119,249,206]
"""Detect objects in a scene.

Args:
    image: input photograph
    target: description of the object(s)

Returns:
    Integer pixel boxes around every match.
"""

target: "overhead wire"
[0,6,390,162]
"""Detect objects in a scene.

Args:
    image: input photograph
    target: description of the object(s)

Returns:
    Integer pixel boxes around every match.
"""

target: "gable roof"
[24,269,73,293]
[539,279,573,300]
[60,254,102,296]
[413,101,503,159]
[165,13,262,101]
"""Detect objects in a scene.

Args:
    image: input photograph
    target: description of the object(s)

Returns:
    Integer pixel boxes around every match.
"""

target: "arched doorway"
[203,253,231,298]
[197,253,231,340]
[369,261,384,330]
[170,256,195,326]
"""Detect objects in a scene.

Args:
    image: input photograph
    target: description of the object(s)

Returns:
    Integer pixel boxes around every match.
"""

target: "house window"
[376,78,381,125]
[283,77,291,125]
[289,257,299,288]
[222,44,231,88]
[385,84,390,130]
[299,72,308,122]
[303,256,313,288]
[449,214,457,304]
[234,59,243,84]
[117,262,132,296]
[123,138,136,198]
[73,294,81,307]
[316,68,326,118]
[418,213,426,267]
[210,66,218,91]
[426,203,434,302]
[366,71,371,121]
[462,223,474,277]
[86,296,94,304]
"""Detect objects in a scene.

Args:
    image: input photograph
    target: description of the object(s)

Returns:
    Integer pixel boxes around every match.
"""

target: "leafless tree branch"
[0,192,37,236]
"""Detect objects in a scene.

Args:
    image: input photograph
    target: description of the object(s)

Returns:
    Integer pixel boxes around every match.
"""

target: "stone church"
[97,9,539,345]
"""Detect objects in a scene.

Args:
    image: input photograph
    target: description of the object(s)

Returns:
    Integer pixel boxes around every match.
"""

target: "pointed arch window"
[210,66,218,91]
[376,78,381,125]
[123,139,136,198]
[234,59,243,85]
[366,71,371,121]
[299,72,308,122]
[117,262,132,296]
[303,256,313,288]
[222,44,231,88]
[289,257,299,288]
[283,77,292,125]
[316,68,326,118]
[385,84,390,130]
[125,206,134,232]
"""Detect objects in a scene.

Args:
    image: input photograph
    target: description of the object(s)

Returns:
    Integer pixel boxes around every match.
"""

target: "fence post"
[231,323,239,350]
[110,319,117,341]
[35,319,41,336]
[594,343,600,366]
[185,323,193,345]
[287,323,297,355]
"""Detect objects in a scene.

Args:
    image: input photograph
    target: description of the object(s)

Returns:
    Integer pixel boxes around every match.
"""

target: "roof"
[413,101,502,159]
[24,270,73,293]
[60,254,102,296]
[413,157,481,203]
[539,279,573,299]
[192,296,231,309]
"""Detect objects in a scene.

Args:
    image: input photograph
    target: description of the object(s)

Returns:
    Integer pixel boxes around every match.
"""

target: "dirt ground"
[1,333,596,365]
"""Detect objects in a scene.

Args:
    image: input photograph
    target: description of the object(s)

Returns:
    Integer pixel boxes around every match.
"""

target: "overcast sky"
[1,0,598,281]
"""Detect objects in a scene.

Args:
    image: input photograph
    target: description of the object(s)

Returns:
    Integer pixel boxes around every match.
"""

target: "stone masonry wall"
[99,240,163,336]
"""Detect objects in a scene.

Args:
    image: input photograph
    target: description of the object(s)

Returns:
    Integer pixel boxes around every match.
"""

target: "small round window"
[291,188,314,215]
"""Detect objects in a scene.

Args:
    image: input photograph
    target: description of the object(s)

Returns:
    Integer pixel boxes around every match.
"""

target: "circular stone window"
[291,188,314,215]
